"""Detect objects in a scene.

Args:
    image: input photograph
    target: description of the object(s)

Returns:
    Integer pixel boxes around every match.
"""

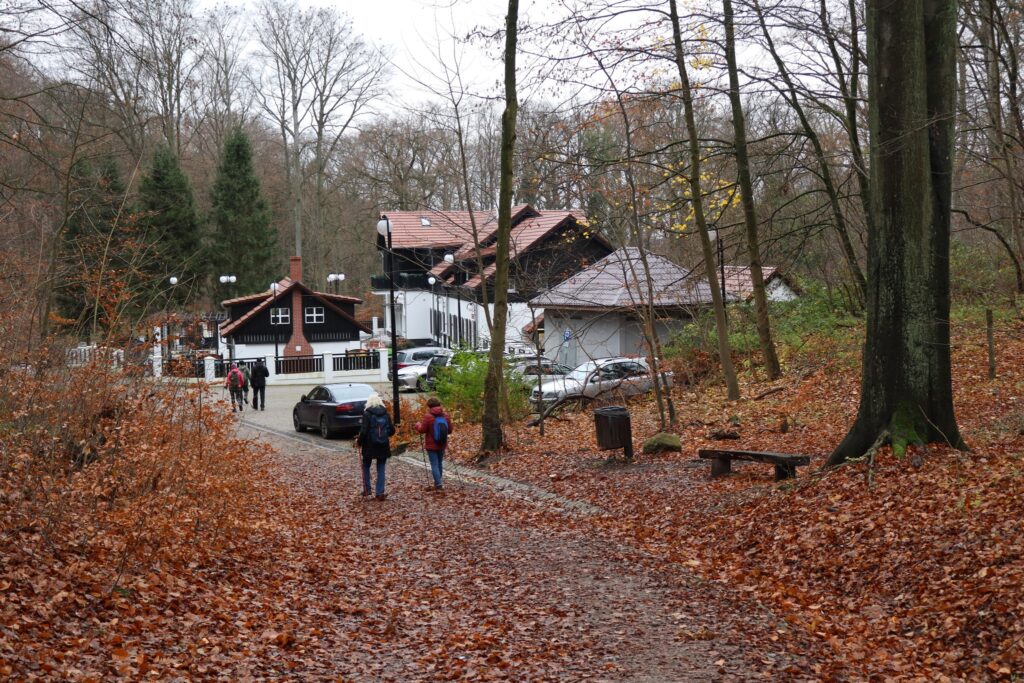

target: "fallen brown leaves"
[448,313,1024,679]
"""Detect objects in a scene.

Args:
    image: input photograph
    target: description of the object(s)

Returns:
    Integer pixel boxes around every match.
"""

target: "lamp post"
[269,281,280,366]
[443,252,463,347]
[165,276,179,365]
[708,227,727,321]
[428,276,437,340]
[219,274,237,359]
[376,215,401,425]
[328,272,345,294]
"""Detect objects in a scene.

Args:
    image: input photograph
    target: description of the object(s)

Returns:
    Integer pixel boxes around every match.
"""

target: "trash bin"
[594,406,634,459]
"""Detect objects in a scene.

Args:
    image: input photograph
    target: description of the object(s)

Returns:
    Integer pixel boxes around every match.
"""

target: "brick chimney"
[284,256,313,357]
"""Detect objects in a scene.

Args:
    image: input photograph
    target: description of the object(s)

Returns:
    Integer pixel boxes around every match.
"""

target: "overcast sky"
[302,0,516,106]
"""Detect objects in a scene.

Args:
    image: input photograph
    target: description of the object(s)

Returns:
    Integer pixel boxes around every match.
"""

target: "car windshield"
[566,362,597,382]
[326,384,374,402]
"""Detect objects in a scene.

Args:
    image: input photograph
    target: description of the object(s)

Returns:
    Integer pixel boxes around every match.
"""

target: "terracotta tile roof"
[379,210,499,249]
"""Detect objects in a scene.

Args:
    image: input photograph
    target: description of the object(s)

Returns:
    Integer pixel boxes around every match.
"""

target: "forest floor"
[3,310,1022,680]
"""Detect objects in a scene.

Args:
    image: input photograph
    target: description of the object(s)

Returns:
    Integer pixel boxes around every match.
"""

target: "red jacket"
[415,406,453,451]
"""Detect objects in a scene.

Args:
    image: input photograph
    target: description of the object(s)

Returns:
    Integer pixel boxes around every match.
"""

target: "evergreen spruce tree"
[138,145,203,305]
[209,128,278,297]
[57,157,130,333]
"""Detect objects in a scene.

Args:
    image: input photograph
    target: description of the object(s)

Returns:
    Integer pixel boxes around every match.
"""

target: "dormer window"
[420,217,431,226]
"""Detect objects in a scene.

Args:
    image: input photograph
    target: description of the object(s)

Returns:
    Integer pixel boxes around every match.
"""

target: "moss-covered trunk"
[829,0,965,465]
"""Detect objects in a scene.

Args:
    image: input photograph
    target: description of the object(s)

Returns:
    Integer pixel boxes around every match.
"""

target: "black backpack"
[367,412,390,446]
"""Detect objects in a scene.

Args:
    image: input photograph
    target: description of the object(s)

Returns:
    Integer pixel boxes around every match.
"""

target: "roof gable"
[220,280,368,336]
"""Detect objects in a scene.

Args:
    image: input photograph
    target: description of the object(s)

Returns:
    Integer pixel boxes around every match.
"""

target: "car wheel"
[417,376,428,392]
[320,416,333,439]
[293,410,306,432]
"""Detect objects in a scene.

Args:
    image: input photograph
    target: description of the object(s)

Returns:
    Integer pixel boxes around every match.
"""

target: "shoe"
[361,489,371,497]
[434,484,443,491]
[374,493,388,501]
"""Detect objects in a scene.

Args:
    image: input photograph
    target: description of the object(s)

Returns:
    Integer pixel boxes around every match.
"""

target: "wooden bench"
[698,449,811,481]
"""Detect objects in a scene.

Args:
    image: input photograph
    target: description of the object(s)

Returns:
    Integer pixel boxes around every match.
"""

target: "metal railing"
[276,355,324,375]
[333,351,380,372]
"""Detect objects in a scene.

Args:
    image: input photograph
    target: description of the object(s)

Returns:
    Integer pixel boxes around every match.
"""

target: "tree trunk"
[669,0,740,401]
[722,0,781,381]
[829,0,965,466]
[480,0,519,453]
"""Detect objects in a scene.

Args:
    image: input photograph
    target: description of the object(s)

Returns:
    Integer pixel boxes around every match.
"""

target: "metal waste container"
[594,406,633,459]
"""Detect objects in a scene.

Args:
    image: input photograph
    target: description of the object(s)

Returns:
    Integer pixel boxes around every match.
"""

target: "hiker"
[250,358,269,410]
[356,393,394,500]
[240,363,252,406]
[225,362,245,412]
[415,397,452,491]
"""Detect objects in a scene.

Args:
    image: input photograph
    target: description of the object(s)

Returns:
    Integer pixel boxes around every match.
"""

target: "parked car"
[509,358,573,386]
[388,346,448,380]
[293,383,376,438]
[396,352,450,391]
[530,357,672,408]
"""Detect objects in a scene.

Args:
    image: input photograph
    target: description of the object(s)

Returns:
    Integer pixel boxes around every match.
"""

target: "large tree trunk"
[480,0,519,453]
[669,0,740,401]
[722,0,781,381]
[829,0,965,466]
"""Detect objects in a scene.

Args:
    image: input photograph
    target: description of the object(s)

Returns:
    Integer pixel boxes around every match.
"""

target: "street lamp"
[328,272,345,294]
[376,215,401,425]
[219,274,237,359]
[269,281,280,366]
[443,252,463,347]
[428,276,437,339]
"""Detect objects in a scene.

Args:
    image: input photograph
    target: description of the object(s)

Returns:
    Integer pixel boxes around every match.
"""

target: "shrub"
[434,350,532,423]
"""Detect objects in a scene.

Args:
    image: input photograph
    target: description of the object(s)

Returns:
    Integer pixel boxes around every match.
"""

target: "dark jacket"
[250,363,270,388]
[415,406,453,451]
[357,405,394,460]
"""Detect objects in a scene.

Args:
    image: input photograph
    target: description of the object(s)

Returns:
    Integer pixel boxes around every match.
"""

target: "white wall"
[544,310,690,365]
[543,310,623,367]
[223,340,361,360]
[766,278,798,302]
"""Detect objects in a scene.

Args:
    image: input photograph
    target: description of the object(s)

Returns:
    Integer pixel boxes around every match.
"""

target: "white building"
[372,204,614,352]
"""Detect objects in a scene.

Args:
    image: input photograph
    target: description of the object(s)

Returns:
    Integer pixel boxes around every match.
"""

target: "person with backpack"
[240,363,252,406]
[415,397,452,491]
[356,393,394,500]
[250,358,269,410]
[225,362,245,412]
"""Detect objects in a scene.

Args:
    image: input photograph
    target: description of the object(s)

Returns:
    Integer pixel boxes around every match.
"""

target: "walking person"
[225,362,246,412]
[415,397,452,491]
[240,363,252,407]
[356,393,394,500]
[250,358,269,410]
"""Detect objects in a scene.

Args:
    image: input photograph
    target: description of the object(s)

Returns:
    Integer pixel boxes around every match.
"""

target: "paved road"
[234,381,420,433]
[234,425,811,681]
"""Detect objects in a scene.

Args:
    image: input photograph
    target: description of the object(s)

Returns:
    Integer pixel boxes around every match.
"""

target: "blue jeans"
[362,457,386,496]
[427,450,444,487]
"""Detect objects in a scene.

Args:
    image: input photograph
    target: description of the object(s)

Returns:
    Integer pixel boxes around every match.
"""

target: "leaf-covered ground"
[448,313,1024,680]
[4,314,1021,680]
[2,423,814,680]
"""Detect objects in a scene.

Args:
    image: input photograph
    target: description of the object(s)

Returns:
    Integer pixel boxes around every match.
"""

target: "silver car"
[531,357,672,408]
[396,353,449,391]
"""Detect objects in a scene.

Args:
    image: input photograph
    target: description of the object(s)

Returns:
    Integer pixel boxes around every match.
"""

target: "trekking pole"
[420,433,432,487]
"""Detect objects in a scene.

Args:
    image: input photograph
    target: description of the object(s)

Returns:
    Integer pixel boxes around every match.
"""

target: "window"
[270,307,290,325]
[420,216,431,226]
[305,307,324,324]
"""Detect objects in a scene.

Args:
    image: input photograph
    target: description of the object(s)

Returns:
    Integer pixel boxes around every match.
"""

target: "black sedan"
[293,383,375,438]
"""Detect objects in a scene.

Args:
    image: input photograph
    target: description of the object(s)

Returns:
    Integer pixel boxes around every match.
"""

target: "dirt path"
[233,425,811,681]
